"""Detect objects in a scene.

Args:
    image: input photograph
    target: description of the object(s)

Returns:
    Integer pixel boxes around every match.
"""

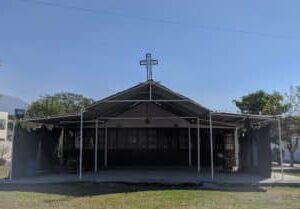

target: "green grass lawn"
[0,183,299,209]
[0,165,8,179]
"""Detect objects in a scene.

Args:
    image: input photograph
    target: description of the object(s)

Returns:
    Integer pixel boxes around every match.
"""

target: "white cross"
[139,53,158,81]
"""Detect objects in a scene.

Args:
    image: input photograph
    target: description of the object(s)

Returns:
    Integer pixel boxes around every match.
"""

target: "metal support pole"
[188,127,192,167]
[9,121,16,181]
[197,118,200,173]
[94,120,98,173]
[149,81,152,101]
[104,126,108,168]
[79,109,84,180]
[278,117,284,180]
[61,128,65,159]
[234,127,239,170]
[209,112,214,181]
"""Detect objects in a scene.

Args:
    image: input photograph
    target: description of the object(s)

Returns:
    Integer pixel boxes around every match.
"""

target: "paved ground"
[273,163,300,177]
[2,167,300,185]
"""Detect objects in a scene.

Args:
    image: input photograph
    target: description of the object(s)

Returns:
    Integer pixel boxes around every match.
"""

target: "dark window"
[0,119,6,130]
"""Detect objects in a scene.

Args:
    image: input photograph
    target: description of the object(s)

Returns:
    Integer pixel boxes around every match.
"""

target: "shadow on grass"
[0,182,267,197]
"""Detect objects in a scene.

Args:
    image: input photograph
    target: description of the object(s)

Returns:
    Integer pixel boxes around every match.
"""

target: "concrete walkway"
[2,167,300,185]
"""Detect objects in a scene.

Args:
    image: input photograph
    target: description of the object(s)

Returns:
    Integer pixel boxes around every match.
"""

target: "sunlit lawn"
[0,182,299,209]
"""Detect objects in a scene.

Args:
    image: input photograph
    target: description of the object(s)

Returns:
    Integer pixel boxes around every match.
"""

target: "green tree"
[281,116,300,167]
[26,92,94,118]
[234,90,290,166]
[233,90,288,115]
[282,85,300,166]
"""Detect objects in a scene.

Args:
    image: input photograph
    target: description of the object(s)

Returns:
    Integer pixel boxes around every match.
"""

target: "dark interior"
[62,127,235,171]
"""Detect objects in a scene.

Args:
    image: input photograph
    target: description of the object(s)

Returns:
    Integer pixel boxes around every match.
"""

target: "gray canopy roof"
[27,80,278,127]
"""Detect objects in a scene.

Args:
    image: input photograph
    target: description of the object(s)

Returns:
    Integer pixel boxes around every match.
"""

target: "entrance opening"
[63,127,235,172]
[108,128,189,166]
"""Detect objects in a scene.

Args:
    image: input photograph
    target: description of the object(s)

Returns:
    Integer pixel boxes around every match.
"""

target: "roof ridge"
[85,81,149,110]
[151,81,210,112]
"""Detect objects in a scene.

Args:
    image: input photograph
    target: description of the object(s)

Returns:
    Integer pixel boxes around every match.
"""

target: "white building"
[0,112,8,142]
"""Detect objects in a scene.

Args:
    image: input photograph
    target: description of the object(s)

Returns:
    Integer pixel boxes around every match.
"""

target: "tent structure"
[10,80,283,181]
[9,54,284,181]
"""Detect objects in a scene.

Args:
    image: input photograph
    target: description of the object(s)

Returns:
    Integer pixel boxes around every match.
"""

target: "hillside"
[0,94,27,115]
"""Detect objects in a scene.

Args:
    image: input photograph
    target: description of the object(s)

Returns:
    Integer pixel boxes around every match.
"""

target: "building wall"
[0,112,8,142]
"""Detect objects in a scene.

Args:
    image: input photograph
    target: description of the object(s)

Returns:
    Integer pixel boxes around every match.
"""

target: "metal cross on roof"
[139,53,158,81]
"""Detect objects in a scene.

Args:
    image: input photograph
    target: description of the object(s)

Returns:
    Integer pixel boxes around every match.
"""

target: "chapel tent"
[10,80,282,180]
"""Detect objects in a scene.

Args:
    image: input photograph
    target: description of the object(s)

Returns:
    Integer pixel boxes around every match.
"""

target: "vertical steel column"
[104,126,108,168]
[234,127,239,170]
[188,127,192,167]
[209,112,214,181]
[62,128,65,158]
[79,109,84,180]
[197,118,200,173]
[94,120,98,173]
[149,80,152,101]
[278,117,284,180]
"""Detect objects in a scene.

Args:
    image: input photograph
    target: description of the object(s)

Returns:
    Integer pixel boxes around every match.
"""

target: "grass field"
[0,165,299,209]
[0,182,299,209]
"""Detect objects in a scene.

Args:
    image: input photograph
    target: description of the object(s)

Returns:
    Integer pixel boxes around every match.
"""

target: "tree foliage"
[285,85,300,116]
[281,86,300,166]
[233,90,288,115]
[26,92,94,118]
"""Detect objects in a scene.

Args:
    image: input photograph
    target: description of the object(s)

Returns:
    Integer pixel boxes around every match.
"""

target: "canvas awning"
[26,81,278,127]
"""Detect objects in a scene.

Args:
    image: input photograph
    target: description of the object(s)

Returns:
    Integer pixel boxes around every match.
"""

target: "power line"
[19,0,299,41]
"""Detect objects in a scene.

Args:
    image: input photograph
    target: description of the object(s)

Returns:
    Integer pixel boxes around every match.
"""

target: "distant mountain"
[0,94,27,115]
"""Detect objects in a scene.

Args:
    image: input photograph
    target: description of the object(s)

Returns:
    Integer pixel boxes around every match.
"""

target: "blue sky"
[1,0,300,112]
